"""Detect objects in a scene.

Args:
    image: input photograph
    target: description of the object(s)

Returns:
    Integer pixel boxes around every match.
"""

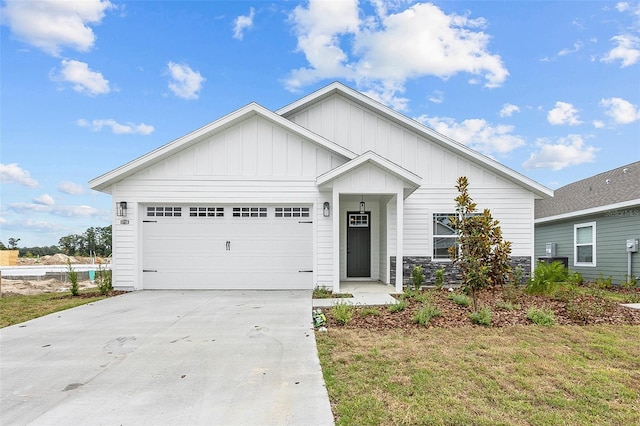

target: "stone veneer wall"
[390,256,531,287]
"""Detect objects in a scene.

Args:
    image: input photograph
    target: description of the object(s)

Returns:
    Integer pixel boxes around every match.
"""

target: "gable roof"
[535,161,640,222]
[316,151,422,198]
[277,82,553,199]
[89,102,357,192]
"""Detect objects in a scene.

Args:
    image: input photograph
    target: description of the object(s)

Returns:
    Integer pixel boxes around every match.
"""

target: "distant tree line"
[1,226,112,257]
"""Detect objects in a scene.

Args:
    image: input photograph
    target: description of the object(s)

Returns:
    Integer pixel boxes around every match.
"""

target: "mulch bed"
[321,287,640,331]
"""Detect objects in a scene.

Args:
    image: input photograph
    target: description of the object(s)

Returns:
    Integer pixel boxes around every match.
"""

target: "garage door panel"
[142,208,313,290]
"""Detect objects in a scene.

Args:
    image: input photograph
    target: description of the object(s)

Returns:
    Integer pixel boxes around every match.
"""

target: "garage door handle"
[298,270,313,273]
[143,269,157,272]
[226,241,231,251]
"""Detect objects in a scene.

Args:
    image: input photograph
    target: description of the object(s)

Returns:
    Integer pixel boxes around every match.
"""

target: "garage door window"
[275,207,310,218]
[189,207,224,217]
[147,207,182,217]
[233,207,267,218]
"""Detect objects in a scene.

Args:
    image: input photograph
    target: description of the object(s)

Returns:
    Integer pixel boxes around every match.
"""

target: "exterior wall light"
[359,196,365,214]
[117,201,128,217]
[323,202,330,217]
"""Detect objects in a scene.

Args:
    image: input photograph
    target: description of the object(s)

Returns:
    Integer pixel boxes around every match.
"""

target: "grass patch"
[470,306,492,326]
[526,306,556,326]
[316,326,640,425]
[313,286,352,299]
[412,304,441,326]
[331,302,355,325]
[388,299,407,313]
[496,299,521,311]
[359,307,381,317]
[0,290,107,328]
[448,292,471,307]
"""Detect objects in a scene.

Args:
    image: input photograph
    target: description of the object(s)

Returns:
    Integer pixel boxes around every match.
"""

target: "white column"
[395,192,404,293]
[332,190,341,293]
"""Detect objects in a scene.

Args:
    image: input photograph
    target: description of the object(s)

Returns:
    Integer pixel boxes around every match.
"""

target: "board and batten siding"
[286,93,536,259]
[108,114,346,290]
[535,209,640,284]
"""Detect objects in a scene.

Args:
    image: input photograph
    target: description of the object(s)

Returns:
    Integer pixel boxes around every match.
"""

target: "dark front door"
[347,212,371,277]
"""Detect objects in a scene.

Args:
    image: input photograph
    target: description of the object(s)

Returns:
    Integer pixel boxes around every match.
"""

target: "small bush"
[496,300,521,311]
[96,264,113,296]
[331,302,354,325]
[434,267,445,289]
[622,276,638,290]
[593,274,613,289]
[526,261,568,295]
[502,284,522,304]
[388,300,407,313]
[410,265,425,290]
[360,307,381,317]
[567,271,584,286]
[448,293,471,307]
[413,304,441,326]
[470,307,492,326]
[313,286,333,298]
[512,265,524,286]
[67,260,79,296]
[526,307,556,326]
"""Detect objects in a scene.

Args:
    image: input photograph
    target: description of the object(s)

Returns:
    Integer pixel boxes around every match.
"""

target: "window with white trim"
[433,213,456,260]
[189,207,224,217]
[275,207,310,218]
[232,207,267,218]
[348,213,369,227]
[147,206,182,217]
[574,222,596,266]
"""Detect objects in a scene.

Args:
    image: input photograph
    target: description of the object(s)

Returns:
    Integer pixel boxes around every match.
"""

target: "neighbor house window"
[574,222,596,266]
[433,213,456,260]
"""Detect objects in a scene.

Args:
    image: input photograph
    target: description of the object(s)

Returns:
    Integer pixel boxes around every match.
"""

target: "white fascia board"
[89,102,356,192]
[535,198,640,224]
[279,82,553,199]
[316,150,422,190]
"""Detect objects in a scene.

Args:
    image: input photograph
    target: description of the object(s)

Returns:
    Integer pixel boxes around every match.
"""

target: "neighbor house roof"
[277,82,553,199]
[535,161,640,223]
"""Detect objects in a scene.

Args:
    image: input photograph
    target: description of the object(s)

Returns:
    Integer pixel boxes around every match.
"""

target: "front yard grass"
[317,326,640,425]
[0,290,108,328]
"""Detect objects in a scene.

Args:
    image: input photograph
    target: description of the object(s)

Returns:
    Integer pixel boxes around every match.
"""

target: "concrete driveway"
[1,291,334,425]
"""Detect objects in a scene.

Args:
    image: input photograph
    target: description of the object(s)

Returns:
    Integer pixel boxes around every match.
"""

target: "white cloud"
[8,202,102,218]
[593,120,605,128]
[428,90,444,104]
[233,7,255,40]
[77,118,154,135]
[33,194,55,206]
[600,97,640,124]
[286,1,508,111]
[0,163,39,188]
[53,59,110,96]
[547,101,582,126]
[601,34,640,67]
[8,203,52,213]
[0,0,113,56]
[558,41,584,57]
[523,134,598,171]
[415,115,525,155]
[499,103,520,117]
[167,62,205,100]
[58,181,85,195]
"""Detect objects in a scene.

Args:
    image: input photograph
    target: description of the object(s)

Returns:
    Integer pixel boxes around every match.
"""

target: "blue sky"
[1,0,639,248]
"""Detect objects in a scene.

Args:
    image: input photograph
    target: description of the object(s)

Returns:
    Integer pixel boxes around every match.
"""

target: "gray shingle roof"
[535,161,640,219]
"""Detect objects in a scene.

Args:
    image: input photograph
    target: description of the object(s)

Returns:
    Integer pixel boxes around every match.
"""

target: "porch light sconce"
[117,201,128,217]
[359,196,365,214]
[323,202,330,217]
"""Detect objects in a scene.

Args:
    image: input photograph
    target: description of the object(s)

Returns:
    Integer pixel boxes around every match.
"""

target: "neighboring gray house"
[535,161,640,284]
[90,82,552,292]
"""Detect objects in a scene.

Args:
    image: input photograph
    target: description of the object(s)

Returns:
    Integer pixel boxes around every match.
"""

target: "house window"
[147,206,182,217]
[189,207,224,217]
[275,207,310,218]
[232,207,267,218]
[348,214,369,227]
[433,213,456,260]
[574,222,596,266]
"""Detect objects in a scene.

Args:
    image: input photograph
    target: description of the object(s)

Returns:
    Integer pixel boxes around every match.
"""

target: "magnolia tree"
[448,176,513,311]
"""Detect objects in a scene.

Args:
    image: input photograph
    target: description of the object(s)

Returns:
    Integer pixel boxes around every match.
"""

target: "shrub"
[593,274,613,289]
[496,300,521,311]
[410,265,425,290]
[448,293,471,307]
[313,286,333,299]
[360,307,381,317]
[96,264,113,296]
[470,307,492,326]
[388,300,407,313]
[502,284,522,304]
[622,276,638,290]
[434,267,445,289]
[526,261,568,295]
[567,271,584,286]
[512,265,524,286]
[331,302,354,325]
[67,259,79,296]
[526,307,556,326]
[413,304,441,326]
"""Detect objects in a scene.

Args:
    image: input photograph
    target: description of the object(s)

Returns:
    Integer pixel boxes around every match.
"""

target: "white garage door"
[142,205,313,290]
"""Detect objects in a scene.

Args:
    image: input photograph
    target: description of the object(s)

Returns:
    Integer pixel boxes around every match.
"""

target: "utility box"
[545,242,557,257]
[627,239,639,253]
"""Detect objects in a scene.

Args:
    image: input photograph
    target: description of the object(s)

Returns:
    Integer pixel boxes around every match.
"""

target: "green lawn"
[0,290,107,328]
[316,326,640,425]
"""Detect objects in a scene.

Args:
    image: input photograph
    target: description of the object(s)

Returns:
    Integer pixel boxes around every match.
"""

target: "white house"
[90,82,552,293]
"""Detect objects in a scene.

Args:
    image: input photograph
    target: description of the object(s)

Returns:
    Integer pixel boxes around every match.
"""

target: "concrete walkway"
[312,282,399,308]
[1,291,334,426]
